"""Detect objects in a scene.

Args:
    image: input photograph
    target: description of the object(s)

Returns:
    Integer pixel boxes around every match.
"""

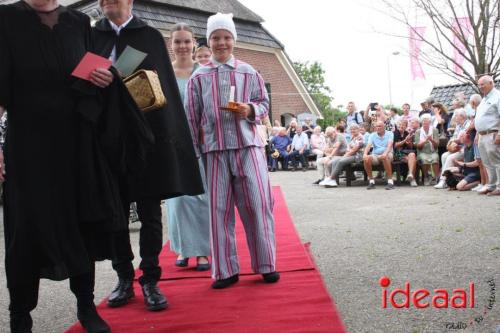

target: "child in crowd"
[194,37,212,65]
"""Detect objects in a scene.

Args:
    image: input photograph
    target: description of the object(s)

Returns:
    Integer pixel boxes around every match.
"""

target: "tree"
[293,61,333,115]
[317,106,346,128]
[378,0,499,86]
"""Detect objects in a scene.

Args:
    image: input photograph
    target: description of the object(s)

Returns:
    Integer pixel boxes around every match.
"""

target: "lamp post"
[387,51,400,106]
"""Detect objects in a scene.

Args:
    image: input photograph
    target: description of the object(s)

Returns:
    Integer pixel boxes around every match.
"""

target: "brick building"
[0,0,322,125]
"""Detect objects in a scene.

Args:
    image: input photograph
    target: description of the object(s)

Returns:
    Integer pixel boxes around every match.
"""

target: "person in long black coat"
[0,1,130,332]
[92,0,204,311]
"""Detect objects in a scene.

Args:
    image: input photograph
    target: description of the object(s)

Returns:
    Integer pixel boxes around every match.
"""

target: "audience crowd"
[264,75,500,195]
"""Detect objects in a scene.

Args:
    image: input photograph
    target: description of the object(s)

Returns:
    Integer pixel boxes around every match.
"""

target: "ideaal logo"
[379,276,475,309]
[379,276,496,330]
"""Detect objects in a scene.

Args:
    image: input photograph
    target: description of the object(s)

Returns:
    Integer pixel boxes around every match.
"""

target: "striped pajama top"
[185,56,270,154]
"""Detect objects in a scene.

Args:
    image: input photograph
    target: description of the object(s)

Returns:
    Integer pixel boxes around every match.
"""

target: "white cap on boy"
[206,12,237,41]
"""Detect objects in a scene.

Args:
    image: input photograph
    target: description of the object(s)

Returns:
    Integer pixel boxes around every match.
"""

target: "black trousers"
[111,198,163,285]
[9,264,95,317]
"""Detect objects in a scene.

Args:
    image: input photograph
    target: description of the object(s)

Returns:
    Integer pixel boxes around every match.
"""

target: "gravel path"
[0,171,499,332]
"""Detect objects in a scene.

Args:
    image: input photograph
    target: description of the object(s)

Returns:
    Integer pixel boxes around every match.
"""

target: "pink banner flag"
[452,17,472,75]
[409,26,426,80]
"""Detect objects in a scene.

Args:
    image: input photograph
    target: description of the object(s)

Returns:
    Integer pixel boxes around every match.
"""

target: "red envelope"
[71,52,112,81]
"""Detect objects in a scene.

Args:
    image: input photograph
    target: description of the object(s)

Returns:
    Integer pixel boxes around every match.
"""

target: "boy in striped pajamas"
[185,12,279,289]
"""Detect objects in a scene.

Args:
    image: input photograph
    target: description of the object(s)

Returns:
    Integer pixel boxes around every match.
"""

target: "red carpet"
[66,187,346,333]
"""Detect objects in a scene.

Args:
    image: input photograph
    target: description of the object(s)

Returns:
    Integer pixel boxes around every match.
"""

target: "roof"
[430,80,500,108]
[0,0,75,4]
[68,0,263,22]
[133,0,263,22]
[73,0,282,49]
[0,0,262,22]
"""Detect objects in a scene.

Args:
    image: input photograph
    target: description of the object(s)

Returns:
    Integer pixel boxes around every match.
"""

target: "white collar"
[211,56,236,68]
[108,15,134,35]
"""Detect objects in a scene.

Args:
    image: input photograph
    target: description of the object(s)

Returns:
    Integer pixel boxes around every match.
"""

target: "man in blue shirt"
[270,128,292,171]
[289,126,310,171]
[363,120,395,190]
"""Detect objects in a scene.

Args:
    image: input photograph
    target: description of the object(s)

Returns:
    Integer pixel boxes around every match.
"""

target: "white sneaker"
[471,184,483,192]
[324,179,338,187]
[434,179,447,189]
[318,178,328,186]
[424,177,431,186]
[410,180,418,187]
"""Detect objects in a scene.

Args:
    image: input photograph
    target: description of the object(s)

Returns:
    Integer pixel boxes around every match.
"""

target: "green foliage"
[317,107,346,128]
[384,104,402,115]
[293,61,332,117]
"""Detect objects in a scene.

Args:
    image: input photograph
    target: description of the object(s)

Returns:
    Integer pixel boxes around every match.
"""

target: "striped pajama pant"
[204,147,276,280]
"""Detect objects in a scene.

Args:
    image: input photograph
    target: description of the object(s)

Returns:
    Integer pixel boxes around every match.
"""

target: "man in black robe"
[0,1,128,332]
[93,0,204,311]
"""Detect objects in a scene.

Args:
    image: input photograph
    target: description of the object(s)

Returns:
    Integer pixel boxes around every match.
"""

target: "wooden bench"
[337,160,422,186]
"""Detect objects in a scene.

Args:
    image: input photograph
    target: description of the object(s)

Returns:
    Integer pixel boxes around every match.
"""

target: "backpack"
[347,112,363,125]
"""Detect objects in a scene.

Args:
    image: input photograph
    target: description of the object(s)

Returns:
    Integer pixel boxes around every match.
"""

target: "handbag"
[123,70,166,112]
[438,124,448,148]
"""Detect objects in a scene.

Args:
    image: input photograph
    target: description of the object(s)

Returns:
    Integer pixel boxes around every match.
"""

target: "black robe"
[0,2,138,286]
[93,17,204,201]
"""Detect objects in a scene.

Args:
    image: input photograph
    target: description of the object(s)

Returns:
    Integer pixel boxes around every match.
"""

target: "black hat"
[196,37,208,48]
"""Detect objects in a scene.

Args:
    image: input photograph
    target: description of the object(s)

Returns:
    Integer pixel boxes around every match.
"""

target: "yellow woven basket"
[124,70,166,112]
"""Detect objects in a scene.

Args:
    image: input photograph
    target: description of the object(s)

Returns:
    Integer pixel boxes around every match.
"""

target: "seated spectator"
[288,126,310,171]
[393,120,418,187]
[336,123,345,134]
[302,117,315,138]
[257,115,272,150]
[268,126,280,142]
[363,120,395,190]
[408,117,420,136]
[415,116,440,185]
[435,108,470,189]
[448,93,467,124]
[450,132,480,191]
[360,122,371,145]
[286,119,299,139]
[388,107,400,131]
[269,127,291,171]
[431,102,451,161]
[266,126,280,169]
[320,124,365,187]
[310,126,325,160]
[313,127,347,184]
[432,102,450,136]
[400,103,414,124]
[418,97,435,118]
[466,94,481,119]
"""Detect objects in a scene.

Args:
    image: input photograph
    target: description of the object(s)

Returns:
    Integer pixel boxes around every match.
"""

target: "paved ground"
[0,171,499,333]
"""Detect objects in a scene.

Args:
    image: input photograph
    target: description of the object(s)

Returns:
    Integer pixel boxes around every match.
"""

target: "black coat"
[0,3,134,285]
[92,17,204,201]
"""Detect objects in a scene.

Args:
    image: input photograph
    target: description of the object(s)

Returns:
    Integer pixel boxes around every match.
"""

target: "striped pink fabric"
[185,56,270,154]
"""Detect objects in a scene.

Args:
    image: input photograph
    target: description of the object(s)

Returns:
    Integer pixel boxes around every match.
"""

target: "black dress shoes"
[211,274,239,289]
[262,271,280,283]
[77,305,111,333]
[141,282,168,311]
[107,279,134,308]
[10,313,33,333]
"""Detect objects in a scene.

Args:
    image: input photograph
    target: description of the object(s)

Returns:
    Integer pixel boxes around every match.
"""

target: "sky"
[237,0,460,112]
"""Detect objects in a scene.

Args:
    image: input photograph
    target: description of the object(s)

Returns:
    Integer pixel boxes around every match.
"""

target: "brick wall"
[164,37,310,124]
